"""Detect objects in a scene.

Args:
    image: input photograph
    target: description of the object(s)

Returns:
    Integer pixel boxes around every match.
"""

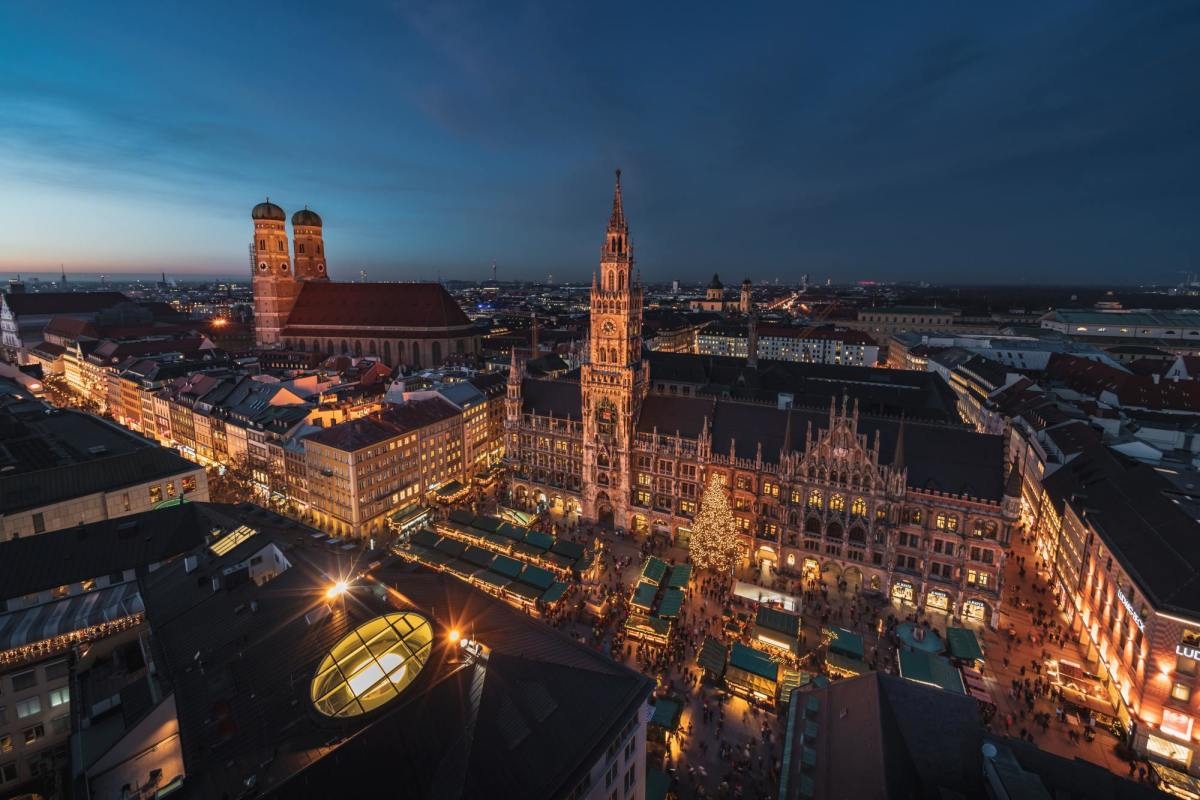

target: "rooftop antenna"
[492,261,497,284]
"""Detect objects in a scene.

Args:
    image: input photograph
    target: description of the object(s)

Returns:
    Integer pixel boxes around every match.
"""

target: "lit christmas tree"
[689,473,741,573]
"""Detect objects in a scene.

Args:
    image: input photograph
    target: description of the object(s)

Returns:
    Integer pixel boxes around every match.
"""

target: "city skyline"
[1,3,1197,284]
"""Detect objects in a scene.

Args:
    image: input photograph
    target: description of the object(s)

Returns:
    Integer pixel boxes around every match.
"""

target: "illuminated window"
[807,490,822,510]
[851,498,867,517]
[149,485,163,504]
[1172,682,1193,703]
[311,613,433,718]
[830,494,845,512]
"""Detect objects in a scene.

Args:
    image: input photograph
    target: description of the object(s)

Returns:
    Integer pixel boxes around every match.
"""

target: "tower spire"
[609,168,626,231]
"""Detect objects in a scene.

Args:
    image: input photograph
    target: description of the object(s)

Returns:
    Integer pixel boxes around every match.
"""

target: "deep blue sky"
[1,2,1197,284]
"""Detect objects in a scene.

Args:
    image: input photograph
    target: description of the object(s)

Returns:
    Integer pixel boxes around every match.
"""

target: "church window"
[807,490,822,509]
[382,341,392,363]
[317,244,323,255]
[258,262,268,271]
[618,272,624,291]
[432,341,442,364]
[340,339,349,354]
[258,239,266,250]
[830,494,845,512]
[277,240,285,251]
[412,342,421,367]
[298,244,306,254]
[318,263,326,273]
[851,497,867,517]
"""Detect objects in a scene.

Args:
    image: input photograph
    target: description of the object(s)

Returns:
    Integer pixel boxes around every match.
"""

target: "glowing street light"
[448,628,461,644]
[326,580,349,600]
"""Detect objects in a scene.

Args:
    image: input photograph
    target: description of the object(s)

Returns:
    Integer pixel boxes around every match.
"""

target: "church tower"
[292,207,329,281]
[581,171,648,527]
[250,199,296,348]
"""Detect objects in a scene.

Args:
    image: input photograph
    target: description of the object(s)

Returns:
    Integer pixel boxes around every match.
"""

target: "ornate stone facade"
[505,175,1016,626]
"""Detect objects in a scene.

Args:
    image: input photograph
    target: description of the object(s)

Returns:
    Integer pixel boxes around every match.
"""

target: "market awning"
[698,636,727,676]
[447,509,474,526]
[756,606,802,639]
[825,652,865,677]
[540,582,568,605]
[435,480,465,497]
[521,531,554,551]
[645,768,671,800]
[898,650,965,694]
[632,582,658,610]
[946,627,984,662]
[490,554,524,579]
[730,642,778,683]
[506,582,543,601]
[657,588,684,619]
[827,626,864,659]
[410,528,440,548]
[666,563,692,588]
[626,614,672,640]
[461,546,495,569]
[519,565,555,590]
[551,539,584,560]
[650,698,684,731]
[497,522,527,540]
[473,571,511,589]
[641,557,668,585]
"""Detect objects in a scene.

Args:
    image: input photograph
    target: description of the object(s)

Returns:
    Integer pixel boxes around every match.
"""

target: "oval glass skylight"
[311,612,433,717]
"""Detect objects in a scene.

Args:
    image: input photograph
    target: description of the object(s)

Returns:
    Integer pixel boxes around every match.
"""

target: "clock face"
[601,320,615,334]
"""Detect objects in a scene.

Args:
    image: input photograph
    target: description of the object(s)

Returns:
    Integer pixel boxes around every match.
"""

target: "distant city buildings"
[698,322,879,366]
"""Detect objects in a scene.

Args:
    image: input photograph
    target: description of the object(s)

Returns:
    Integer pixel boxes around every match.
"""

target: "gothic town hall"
[505,173,1019,627]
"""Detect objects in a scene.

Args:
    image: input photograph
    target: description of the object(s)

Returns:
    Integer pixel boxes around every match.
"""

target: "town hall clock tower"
[581,171,649,528]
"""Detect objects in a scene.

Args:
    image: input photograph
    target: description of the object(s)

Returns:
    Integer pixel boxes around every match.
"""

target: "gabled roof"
[286,282,472,329]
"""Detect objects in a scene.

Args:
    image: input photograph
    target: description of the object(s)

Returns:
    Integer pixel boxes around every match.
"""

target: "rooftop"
[136,510,650,799]
[286,282,473,329]
[0,402,200,517]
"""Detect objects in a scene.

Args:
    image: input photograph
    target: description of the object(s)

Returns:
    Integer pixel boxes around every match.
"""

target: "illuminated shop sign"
[1116,589,1145,631]
[1162,708,1195,742]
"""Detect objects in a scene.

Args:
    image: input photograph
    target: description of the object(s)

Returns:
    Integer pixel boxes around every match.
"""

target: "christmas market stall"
[824,626,867,678]
[754,606,802,654]
[726,642,780,705]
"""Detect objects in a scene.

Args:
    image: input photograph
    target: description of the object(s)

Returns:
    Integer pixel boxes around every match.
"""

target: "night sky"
[1,2,1197,284]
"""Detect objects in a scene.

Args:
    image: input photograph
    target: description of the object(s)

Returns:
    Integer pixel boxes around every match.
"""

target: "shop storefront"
[962,599,988,623]
[892,580,915,606]
[925,589,951,613]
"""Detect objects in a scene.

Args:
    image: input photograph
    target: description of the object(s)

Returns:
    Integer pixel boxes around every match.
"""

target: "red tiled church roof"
[285,282,472,329]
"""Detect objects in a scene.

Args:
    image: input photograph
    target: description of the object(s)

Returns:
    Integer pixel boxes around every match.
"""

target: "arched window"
[312,339,320,354]
[432,341,442,364]
[298,244,306,254]
[786,553,796,567]
[935,514,958,532]
[258,239,266,251]
[610,348,618,364]
[851,497,867,517]
[909,509,922,525]
[826,522,843,539]
[354,340,363,357]
[340,339,349,354]
[618,272,625,291]
[830,494,845,512]
[382,341,392,364]
[807,490,822,510]
[326,339,334,355]
[277,240,285,252]
[317,244,323,255]
[456,339,465,354]
[412,341,421,367]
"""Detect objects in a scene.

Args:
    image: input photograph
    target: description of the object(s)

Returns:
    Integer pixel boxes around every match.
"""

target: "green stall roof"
[946,627,984,662]
[756,606,802,638]
[828,626,864,659]
[461,546,495,569]
[447,509,474,526]
[657,588,684,619]
[522,531,554,551]
[625,614,671,638]
[540,582,568,605]
[435,480,464,497]
[543,552,576,570]
[490,554,524,579]
[646,768,671,800]
[730,643,778,682]
[519,565,555,590]
[506,582,543,601]
[699,636,727,675]
[434,538,467,558]
[497,522,527,540]
[666,563,692,588]
[641,557,668,585]
[410,528,440,548]
[551,539,584,560]
[650,698,684,731]
[899,650,965,694]
[632,581,658,610]
[474,570,511,589]
[471,515,502,533]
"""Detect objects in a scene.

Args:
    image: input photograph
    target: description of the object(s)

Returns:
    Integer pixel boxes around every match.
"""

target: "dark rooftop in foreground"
[0,399,200,518]
[133,508,651,799]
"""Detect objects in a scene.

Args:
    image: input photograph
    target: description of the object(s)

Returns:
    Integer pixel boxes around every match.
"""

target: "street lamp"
[325,580,349,600]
